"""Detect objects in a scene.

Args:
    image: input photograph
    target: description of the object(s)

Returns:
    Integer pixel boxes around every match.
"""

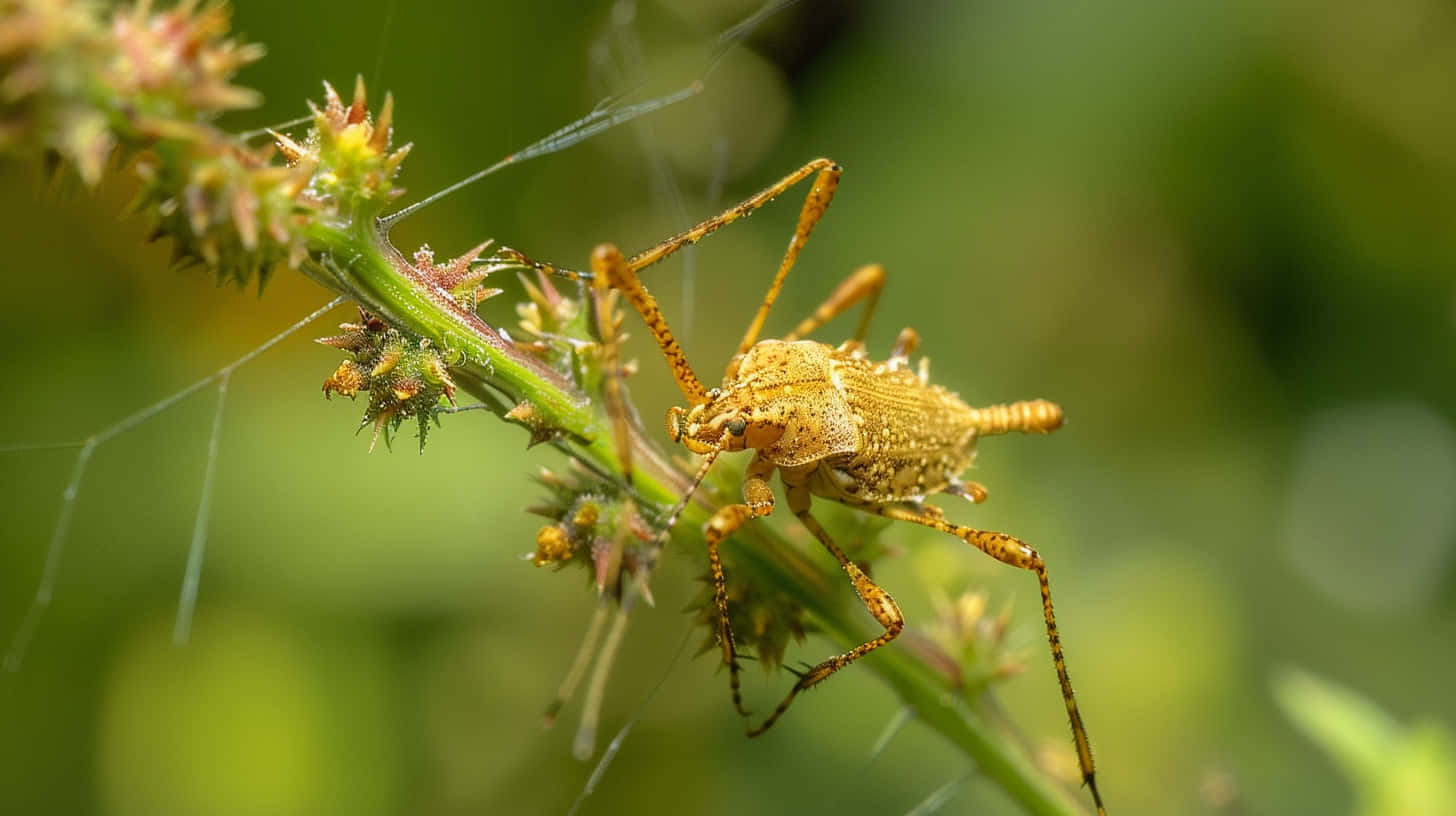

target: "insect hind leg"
[746,484,904,738]
[729,160,841,354]
[871,503,1105,816]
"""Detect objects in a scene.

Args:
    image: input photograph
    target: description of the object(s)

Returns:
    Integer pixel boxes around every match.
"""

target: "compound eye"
[726,418,747,437]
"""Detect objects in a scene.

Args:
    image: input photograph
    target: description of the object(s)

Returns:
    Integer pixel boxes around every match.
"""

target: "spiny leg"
[731,160,841,353]
[625,157,840,278]
[887,327,928,382]
[782,263,886,346]
[591,244,707,404]
[705,506,752,718]
[871,503,1105,816]
[703,455,777,718]
[746,482,904,738]
[498,242,710,405]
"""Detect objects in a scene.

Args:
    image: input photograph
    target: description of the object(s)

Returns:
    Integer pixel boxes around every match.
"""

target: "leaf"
[1273,666,1456,816]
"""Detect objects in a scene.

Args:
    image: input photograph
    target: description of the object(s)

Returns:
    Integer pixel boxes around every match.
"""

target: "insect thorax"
[707,340,859,466]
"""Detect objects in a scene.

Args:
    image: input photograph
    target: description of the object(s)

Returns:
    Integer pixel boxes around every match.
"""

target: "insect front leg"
[589,242,709,404]
[871,504,1105,816]
[745,477,905,738]
[703,454,777,718]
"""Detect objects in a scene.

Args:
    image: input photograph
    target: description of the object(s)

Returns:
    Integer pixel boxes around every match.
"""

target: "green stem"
[304,220,597,440]
[872,648,1086,815]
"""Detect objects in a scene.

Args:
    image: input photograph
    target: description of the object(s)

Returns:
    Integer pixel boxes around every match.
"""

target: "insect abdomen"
[815,355,979,504]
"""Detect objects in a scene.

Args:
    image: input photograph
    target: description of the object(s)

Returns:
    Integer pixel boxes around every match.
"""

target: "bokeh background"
[3,0,1455,813]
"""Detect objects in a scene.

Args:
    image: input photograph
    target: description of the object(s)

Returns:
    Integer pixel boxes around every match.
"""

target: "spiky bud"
[525,460,662,602]
[319,308,458,452]
[921,588,1025,692]
[407,242,518,311]
[0,0,263,184]
[689,570,811,673]
[281,77,410,214]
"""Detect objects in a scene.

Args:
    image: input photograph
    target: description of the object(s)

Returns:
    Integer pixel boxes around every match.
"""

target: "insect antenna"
[236,114,313,142]
[655,445,722,545]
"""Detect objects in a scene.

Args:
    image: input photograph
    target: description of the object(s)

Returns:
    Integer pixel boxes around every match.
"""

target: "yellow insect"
[517,159,1104,814]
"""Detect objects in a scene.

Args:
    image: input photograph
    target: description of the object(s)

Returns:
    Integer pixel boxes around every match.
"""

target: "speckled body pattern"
[812,346,979,504]
[694,339,979,503]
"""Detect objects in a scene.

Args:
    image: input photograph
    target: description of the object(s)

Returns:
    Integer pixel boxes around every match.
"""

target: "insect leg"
[781,263,886,346]
[624,158,840,279]
[703,455,777,718]
[495,247,593,284]
[871,504,1105,816]
[589,243,709,404]
[733,161,841,354]
[746,482,904,738]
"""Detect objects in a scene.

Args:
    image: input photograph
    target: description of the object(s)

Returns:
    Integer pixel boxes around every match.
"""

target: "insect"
[515,159,1104,814]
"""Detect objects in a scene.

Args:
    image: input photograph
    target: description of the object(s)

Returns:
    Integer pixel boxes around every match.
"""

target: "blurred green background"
[3,0,1455,813]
